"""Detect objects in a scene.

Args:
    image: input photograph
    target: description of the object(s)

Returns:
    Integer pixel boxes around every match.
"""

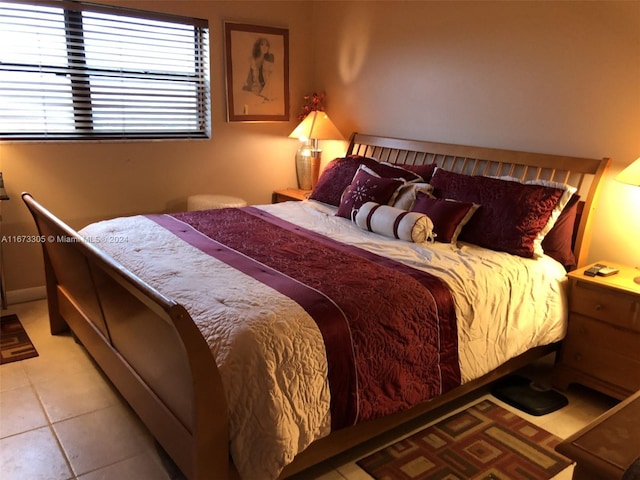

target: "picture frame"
[224,22,290,122]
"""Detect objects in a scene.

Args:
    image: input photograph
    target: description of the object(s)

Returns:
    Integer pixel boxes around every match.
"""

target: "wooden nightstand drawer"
[561,315,640,394]
[565,314,640,353]
[571,280,640,331]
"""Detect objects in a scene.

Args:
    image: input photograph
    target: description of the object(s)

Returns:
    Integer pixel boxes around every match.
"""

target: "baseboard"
[7,286,47,305]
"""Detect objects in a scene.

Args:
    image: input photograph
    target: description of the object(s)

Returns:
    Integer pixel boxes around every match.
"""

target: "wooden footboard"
[22,193,229,480]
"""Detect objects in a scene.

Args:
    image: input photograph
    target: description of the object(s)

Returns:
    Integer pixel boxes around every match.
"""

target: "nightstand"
[272,188,311,203]
[553,262,640,399]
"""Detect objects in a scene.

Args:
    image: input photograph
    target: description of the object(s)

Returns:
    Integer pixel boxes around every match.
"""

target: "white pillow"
[354,202,435,243]
[392,182,434,210]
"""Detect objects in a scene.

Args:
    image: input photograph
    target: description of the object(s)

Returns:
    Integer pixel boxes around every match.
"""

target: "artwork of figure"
[243,37,275,101]
[225,23,289,121]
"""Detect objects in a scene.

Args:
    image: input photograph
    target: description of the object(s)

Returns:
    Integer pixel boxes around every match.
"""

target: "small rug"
[1,314,39,364]
[356,399,572,480]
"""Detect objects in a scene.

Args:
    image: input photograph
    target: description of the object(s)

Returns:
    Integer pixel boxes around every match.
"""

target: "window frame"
[0,0,211,141]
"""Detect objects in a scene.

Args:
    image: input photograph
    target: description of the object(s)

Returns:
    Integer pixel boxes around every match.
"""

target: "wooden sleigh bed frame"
[22,133,610,480]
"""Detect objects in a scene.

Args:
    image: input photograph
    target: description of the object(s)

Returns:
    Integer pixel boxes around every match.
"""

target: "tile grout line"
[24,327,78,480]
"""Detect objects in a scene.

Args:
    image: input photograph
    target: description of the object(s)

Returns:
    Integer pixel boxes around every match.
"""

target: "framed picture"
[224,22,290,122]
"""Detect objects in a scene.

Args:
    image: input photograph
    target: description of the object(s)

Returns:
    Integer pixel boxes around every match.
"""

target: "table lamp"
[289,111,344,190]
[615,157,640,284]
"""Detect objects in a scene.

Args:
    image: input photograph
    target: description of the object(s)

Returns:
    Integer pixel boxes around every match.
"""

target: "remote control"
[584,263,606,277]
[597,267,619,277]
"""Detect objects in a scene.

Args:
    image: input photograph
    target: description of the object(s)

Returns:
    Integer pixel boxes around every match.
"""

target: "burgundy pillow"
[310,155,379,206]
[411,193,479,243]
[401,162,438,182]
[336,168,404,220]
[541,194,580,270]
[429,169,564,257]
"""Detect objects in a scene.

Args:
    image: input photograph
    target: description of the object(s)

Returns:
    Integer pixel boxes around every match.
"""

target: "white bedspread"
[80,199,568,479]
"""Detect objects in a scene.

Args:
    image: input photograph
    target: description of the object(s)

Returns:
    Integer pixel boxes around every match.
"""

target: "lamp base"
[295,158,312,191]
[295,142,312,190]
[295,143,321,190]
[310,155,321,189]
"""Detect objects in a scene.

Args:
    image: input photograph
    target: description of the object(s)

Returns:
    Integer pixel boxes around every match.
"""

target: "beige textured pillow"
[392,182,434,210]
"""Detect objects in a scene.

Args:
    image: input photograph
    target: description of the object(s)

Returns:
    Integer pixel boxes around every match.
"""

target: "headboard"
[346,132,610,267]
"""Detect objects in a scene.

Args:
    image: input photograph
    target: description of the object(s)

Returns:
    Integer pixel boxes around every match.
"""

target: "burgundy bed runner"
[148,207,460,430]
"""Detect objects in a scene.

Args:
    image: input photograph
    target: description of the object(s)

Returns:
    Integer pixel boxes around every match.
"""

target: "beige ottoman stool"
[187,194,247,211]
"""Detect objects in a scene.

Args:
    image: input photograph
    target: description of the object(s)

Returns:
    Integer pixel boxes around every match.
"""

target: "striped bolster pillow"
[354,202,435,243]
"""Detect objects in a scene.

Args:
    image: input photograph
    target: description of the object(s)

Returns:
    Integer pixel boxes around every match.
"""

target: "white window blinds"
[0,0,210,140]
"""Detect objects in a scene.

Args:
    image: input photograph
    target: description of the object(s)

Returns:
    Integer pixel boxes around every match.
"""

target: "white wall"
[312,0,640,268]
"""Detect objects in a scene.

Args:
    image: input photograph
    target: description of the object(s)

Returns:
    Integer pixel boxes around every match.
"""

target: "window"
[0,1,210,140]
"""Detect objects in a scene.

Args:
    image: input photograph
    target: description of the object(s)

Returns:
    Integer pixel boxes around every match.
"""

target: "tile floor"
[1,300,619,480]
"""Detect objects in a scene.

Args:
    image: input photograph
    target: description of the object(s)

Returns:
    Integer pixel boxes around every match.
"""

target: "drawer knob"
[574,353,582,361]
[595,304,603,311]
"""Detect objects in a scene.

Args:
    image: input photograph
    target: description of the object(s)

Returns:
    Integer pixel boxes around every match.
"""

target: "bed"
[22,133,609,480]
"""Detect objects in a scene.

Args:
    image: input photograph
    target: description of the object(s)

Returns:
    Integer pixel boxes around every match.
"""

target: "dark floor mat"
[491,374,568,416]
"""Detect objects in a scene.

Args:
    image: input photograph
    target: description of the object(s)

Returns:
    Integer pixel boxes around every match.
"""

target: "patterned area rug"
[357,399,572,480]
[1,314,39,364]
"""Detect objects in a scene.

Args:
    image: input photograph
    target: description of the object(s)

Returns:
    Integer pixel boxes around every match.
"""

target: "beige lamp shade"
[616,157,640,187]
[288,111,344,141]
